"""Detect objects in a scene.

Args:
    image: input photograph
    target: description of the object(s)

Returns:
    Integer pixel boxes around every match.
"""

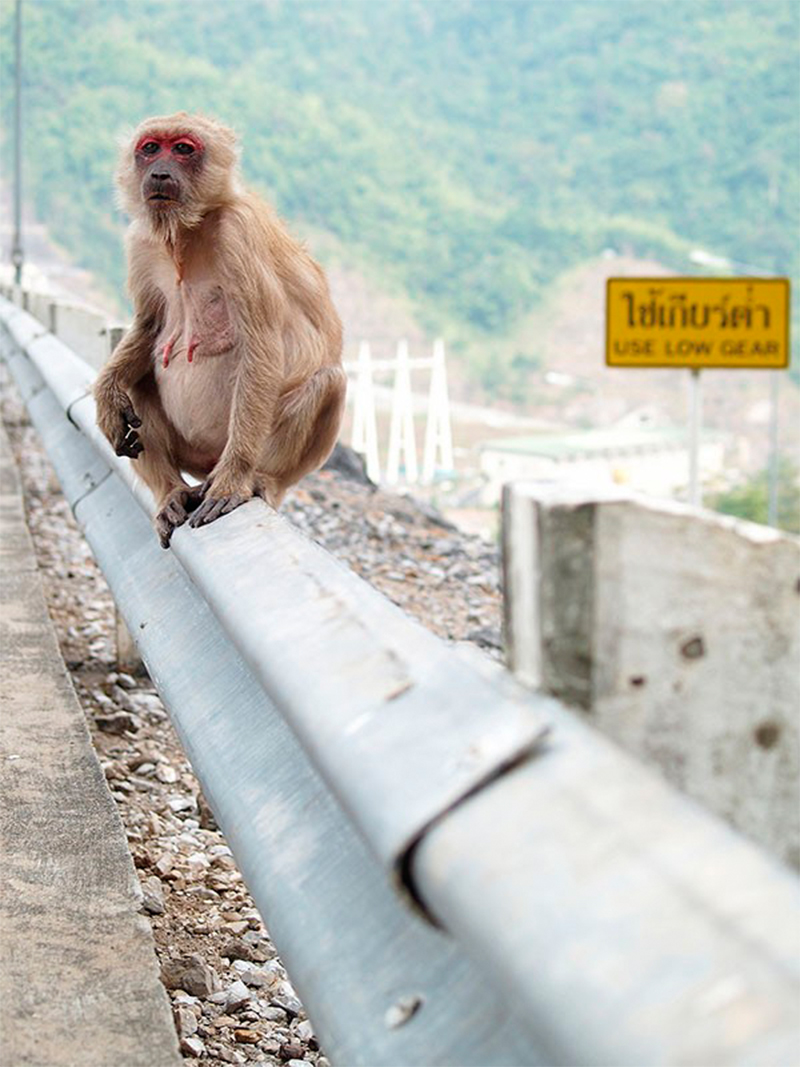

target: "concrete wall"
[0,282,113,370]
[51,302,111,370]
[503,481,800,869]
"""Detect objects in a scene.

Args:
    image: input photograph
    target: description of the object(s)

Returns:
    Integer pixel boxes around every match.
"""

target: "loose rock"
[141,875,165,915]
[273,994,303,1018]
[94,710,136,734]
[222,937,254,961]
[161,954,221,998]
[232,959,271,988]
[234,1028,262,1044]
[220,979,252,1012]
[180,1035,206,1057]
[280,1042,306,1061]
[173,1004,198,1038]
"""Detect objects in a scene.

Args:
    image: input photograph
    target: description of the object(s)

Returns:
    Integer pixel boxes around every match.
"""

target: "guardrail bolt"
[385,993,424,1030]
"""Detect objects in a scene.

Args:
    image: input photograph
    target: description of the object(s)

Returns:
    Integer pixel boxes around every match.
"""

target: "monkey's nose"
[151,172,171,181]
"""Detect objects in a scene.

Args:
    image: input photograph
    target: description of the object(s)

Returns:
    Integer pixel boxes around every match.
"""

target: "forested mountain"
[1,1,797,372]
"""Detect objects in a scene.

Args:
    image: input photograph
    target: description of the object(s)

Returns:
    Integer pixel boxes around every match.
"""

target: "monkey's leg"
[264,365,347,500]
[127,382,201,548]
[189,366,346,528]
[252,366,347,507]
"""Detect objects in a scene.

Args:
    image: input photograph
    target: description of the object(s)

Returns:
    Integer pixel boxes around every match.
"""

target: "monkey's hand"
[155,485,204,549]
[96,386,144,459]
[188,468,254,529]
[114,400,145,459]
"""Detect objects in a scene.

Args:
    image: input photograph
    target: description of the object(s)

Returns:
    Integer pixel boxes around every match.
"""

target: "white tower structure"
[350,341,381,482]
[422,338,454,483]
[385,339,418,484]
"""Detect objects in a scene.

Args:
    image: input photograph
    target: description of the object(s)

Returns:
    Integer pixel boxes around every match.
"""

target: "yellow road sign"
[606,277,790,369]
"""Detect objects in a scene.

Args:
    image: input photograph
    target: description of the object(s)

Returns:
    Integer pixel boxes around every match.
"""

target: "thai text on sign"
[606,277,790,369]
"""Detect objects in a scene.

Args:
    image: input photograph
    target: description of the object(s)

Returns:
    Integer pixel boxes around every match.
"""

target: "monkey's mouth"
[148,194,177,202]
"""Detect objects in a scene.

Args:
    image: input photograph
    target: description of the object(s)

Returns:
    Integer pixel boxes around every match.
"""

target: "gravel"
[0,363,502,1065]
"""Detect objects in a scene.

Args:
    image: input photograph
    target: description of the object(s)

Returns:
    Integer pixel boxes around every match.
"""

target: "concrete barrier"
[502,480,800,869]
[51,301,110,369]
[0,421,181,1067]
[0,281,113,370]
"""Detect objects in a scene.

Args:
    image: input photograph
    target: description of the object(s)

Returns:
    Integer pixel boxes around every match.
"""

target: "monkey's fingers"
[120,403,142,430]
[114,400,144,457]
[155,495,192,549]
[188,492,247,528]
[116,427,144,458]
[156,513,179,549]
[163,498,188,524]
[116,441,144,458]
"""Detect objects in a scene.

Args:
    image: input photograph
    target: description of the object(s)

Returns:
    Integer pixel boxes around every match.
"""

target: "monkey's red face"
[135,134,205,209]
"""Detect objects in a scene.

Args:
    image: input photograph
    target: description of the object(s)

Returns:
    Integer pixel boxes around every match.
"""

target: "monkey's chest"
[187,286,235,355]
[153,279,239,451]
[158,282,236,361]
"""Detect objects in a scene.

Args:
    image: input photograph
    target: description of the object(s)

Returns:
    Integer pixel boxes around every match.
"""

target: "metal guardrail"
[2,289,799,1067]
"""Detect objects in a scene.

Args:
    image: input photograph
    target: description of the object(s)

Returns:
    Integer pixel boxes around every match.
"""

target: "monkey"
[94,112,346,548]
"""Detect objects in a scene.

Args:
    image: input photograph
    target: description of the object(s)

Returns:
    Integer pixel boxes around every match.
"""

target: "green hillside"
[1,0,797,374]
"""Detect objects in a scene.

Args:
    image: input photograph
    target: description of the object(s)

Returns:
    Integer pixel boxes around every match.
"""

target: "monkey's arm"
[94,264,165,457]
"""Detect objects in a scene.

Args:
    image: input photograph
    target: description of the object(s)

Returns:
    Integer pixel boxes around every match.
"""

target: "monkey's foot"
[155,486,204,549]
[188,489,250,529]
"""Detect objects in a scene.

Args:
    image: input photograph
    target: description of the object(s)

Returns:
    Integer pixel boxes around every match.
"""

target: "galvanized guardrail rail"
[2,289,799,1067]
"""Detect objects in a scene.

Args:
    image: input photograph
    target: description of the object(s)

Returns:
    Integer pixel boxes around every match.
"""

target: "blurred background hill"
[1,0,798,527]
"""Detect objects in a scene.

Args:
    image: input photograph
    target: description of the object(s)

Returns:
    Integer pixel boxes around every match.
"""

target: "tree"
[709,459,800,534]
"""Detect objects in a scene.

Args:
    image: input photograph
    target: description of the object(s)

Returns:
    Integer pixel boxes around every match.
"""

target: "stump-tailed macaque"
[95,112,345,547]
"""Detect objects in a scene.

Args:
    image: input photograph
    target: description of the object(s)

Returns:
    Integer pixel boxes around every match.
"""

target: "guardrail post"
[114,608,143,675]
[108,324,125,355]
[502,480,800,869]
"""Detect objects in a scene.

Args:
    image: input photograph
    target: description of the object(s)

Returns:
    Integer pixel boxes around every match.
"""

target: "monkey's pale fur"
[95,112,345,546]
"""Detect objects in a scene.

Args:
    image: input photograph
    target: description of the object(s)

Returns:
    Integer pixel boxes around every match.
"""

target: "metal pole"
[768,371,780,527]
[11,0,24,287]
[688,368,702,506]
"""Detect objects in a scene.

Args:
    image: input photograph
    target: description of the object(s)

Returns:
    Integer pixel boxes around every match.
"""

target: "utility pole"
[11,0,24,286]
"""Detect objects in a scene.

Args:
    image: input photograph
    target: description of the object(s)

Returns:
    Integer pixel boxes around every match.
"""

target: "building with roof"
[478,426,726,505]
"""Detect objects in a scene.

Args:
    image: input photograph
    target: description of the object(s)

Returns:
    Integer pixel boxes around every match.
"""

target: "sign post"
[607,277,790,510]
[688,368,702,506]
[768,371,780,526]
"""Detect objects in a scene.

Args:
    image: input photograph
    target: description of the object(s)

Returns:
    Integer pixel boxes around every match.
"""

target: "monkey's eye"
[140,141,160,155]
[173,142,195,156]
